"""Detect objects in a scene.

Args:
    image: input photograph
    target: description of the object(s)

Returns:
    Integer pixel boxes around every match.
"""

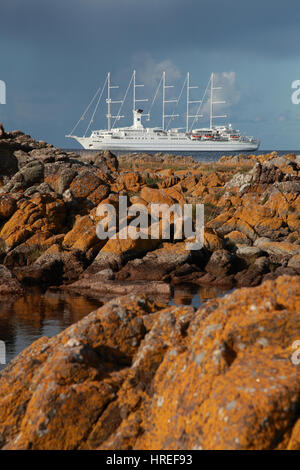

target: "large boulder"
[0,147,18,178]
[288,254,300,274]
[205,249,234,277]
[69,170,102,199]
[13,248,87,286]
[94,150,118,172]
[0,195,17,219]
[0,193,67,249]
[63,214,106,253]
[251,162,284,185]
[254,237,300,261]
[0,276,300,449]
[116,242,191,281]
[2,160,44,192]
[44,166,76,194]
[140,186,174,206]
[0,265,23,296]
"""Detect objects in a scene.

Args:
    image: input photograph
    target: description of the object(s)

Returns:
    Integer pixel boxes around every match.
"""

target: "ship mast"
[186,72,202,132]
[209,72,226,129]
[162,72,178,130]
[133,70,148,113]
[106,72,123,131]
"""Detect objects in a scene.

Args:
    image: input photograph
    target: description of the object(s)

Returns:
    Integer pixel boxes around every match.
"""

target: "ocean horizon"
[63,148,300,163]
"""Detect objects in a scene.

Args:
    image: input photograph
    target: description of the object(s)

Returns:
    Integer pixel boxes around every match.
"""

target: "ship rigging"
[66,71,260,152]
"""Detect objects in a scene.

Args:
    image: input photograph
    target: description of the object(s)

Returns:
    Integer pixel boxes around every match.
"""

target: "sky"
[1,0,300,149]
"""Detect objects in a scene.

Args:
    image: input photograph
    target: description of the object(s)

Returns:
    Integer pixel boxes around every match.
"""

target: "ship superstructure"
[66,71,260,152]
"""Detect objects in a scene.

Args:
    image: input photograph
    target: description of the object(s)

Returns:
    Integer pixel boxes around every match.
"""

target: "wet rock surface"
[0,276,299,450]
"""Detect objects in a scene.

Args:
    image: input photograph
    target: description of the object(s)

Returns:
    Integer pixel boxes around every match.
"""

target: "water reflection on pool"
[0,284,230,369]
[0,289,103,370]
[171,284,229,309]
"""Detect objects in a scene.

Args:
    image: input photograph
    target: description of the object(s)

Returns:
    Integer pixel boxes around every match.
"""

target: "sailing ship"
[66,71,260,152]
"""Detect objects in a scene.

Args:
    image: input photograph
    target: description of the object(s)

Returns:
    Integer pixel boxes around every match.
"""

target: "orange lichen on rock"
[140,186,175,206]
[0,275,300,450]
[0,194,66,249]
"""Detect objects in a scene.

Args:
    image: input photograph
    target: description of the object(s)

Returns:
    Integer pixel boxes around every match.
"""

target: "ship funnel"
[132,109,144,129]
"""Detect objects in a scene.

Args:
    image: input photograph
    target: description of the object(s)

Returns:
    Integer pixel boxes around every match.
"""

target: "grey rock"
[288,254,300,273]
[225,171,252,190]
[0,264,24,296]
[205,249,233,277]
[20,160,44,186]
[236,245,264,258]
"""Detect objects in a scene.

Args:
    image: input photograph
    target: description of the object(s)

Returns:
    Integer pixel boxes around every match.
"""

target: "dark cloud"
[1,0,300,148]
[1,0,300,59]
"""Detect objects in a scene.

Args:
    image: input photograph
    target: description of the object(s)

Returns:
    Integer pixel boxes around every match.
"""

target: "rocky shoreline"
[0,122,300,449]
[0,123,299,297]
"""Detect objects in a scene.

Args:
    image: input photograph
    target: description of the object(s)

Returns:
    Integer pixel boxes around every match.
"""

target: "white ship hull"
[67,71,261,154]
[73,136,260,152]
